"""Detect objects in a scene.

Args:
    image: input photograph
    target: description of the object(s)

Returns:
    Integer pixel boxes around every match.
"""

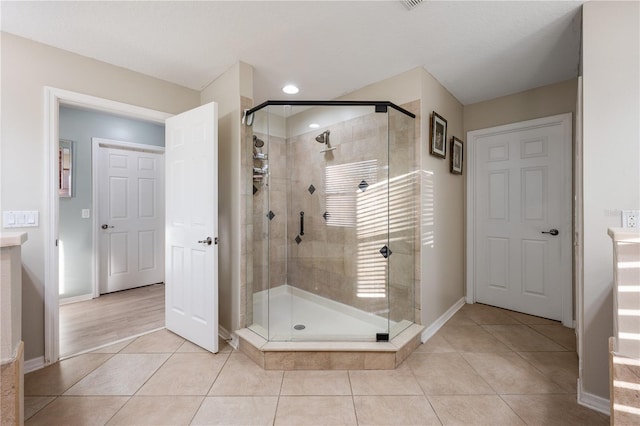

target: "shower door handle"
[300,211,304,236]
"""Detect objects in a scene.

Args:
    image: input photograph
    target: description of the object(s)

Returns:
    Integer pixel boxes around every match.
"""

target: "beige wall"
[200,61,253,336]
[0,33,200,361]
[341,67,466,330]
[581,1,639,401]
[419,70,466,327]
[463,78,578,133]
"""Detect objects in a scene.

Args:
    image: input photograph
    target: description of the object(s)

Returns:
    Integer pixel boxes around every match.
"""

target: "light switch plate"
[3,211,39,228]
[82,209,91,219]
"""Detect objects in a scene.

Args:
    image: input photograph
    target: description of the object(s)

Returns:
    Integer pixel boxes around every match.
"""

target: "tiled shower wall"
[251,133,287,295]
[245,100,421,332]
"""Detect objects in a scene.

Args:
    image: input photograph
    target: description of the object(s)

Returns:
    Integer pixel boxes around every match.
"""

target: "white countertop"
[0,232,28,248]
[608,227,640,243]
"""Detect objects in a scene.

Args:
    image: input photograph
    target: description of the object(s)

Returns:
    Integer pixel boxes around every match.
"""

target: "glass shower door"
[281,104,391,341]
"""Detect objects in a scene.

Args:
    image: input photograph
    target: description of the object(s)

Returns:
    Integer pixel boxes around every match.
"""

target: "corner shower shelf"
[235,323,424,370]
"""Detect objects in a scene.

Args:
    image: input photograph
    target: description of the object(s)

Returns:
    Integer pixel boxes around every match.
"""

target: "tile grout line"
[272,364,286,426]
[102,395,133,426]
[203,349,233,396]
[439,312,513,396]
[98,331,181,425]
[437,306,556,424]
[24,395,58,422]
[405,350,445,425]
[518,320,578,389]
[523,321,576,351]
[59,352,117,396]
[455,309,576,396]
[496,394,529,425]
[523,322,571,351]
[456,351,501,396]
[188,345,234,425]
[511,349,576,392]
[347,369,359,425]
[128,351,178,396]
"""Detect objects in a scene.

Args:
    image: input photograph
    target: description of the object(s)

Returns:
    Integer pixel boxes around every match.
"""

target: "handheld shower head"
[315,130,330,144]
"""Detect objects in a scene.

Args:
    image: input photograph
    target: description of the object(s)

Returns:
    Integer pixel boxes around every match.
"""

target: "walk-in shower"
[244,101,417,343]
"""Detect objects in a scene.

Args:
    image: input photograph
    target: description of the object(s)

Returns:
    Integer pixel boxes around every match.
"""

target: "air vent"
[401,0,423,10]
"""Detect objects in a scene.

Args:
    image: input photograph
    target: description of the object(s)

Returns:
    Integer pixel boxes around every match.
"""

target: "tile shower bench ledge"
[235,323,424,370]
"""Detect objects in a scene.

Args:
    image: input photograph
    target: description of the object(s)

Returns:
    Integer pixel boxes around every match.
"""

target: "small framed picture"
[430,111,447,159]
[450,137,463,175]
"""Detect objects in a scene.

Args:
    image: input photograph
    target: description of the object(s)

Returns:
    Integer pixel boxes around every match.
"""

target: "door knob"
[198,237,212,246]
[541,229,559,236]
[101,224,114,229]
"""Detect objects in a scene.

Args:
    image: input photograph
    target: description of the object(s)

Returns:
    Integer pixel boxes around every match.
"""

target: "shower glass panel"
[387,107,417,339]
[246,101,415,342]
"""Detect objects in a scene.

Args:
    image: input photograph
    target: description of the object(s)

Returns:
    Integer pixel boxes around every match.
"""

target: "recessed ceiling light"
[309,123,320,129]
[282,84,299,94]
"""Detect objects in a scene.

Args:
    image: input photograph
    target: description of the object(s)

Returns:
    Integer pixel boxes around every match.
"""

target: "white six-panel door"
[468,114,572,322]
[98,144,165,294]
[165,102,218,353]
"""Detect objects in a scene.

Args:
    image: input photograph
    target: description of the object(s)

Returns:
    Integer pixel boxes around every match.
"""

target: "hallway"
[25,303,607,425]
[59,284,164,357]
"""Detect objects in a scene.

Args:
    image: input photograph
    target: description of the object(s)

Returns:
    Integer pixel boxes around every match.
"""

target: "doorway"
[56,108,167,357]
[59,284,165,357]
[44,87,172,364]
[466,113,573,327]
[46,88,220,365]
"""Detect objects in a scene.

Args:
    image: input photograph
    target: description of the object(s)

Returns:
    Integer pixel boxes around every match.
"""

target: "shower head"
[253,135,264,148]
[315,130,330,144]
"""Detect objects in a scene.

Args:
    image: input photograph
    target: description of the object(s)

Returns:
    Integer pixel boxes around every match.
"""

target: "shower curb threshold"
[235,323,424,370]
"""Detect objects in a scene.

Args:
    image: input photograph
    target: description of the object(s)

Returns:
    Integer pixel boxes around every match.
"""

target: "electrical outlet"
[622,210,640,228]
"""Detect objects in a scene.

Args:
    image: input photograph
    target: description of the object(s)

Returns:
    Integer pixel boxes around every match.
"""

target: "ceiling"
[1,1,583,105]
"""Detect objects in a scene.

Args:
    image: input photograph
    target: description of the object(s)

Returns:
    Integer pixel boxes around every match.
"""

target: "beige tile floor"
[25,303,609,425]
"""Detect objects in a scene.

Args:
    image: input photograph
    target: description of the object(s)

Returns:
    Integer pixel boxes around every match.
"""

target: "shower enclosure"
[245,101,416,343]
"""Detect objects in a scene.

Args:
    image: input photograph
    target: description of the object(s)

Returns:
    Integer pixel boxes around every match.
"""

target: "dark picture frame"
[450,136,463,175]
[429,111,447,158]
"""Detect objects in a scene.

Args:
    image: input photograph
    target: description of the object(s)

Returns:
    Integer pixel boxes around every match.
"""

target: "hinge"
[55,239,58,247]
[376,333,389,342]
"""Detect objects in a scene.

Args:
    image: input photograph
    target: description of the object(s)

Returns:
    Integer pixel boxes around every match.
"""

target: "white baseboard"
[59,293,94,305]
[218,325,231,341]
[24,356,45,373]
[577,379,611,416]
[219,326,237,349]
[421,297,466,343]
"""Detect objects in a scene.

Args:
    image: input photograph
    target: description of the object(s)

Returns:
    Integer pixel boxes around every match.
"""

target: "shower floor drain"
[293,324,306,330]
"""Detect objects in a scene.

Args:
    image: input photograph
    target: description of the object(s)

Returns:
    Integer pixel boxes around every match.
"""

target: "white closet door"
[472,116,571,321]
[98,146,164,294]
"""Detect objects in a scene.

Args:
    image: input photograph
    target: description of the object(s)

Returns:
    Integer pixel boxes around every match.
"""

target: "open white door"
[165,102,218,353]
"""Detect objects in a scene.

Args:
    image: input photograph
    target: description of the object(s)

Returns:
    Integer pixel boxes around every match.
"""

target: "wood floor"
[59,284,165,357]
